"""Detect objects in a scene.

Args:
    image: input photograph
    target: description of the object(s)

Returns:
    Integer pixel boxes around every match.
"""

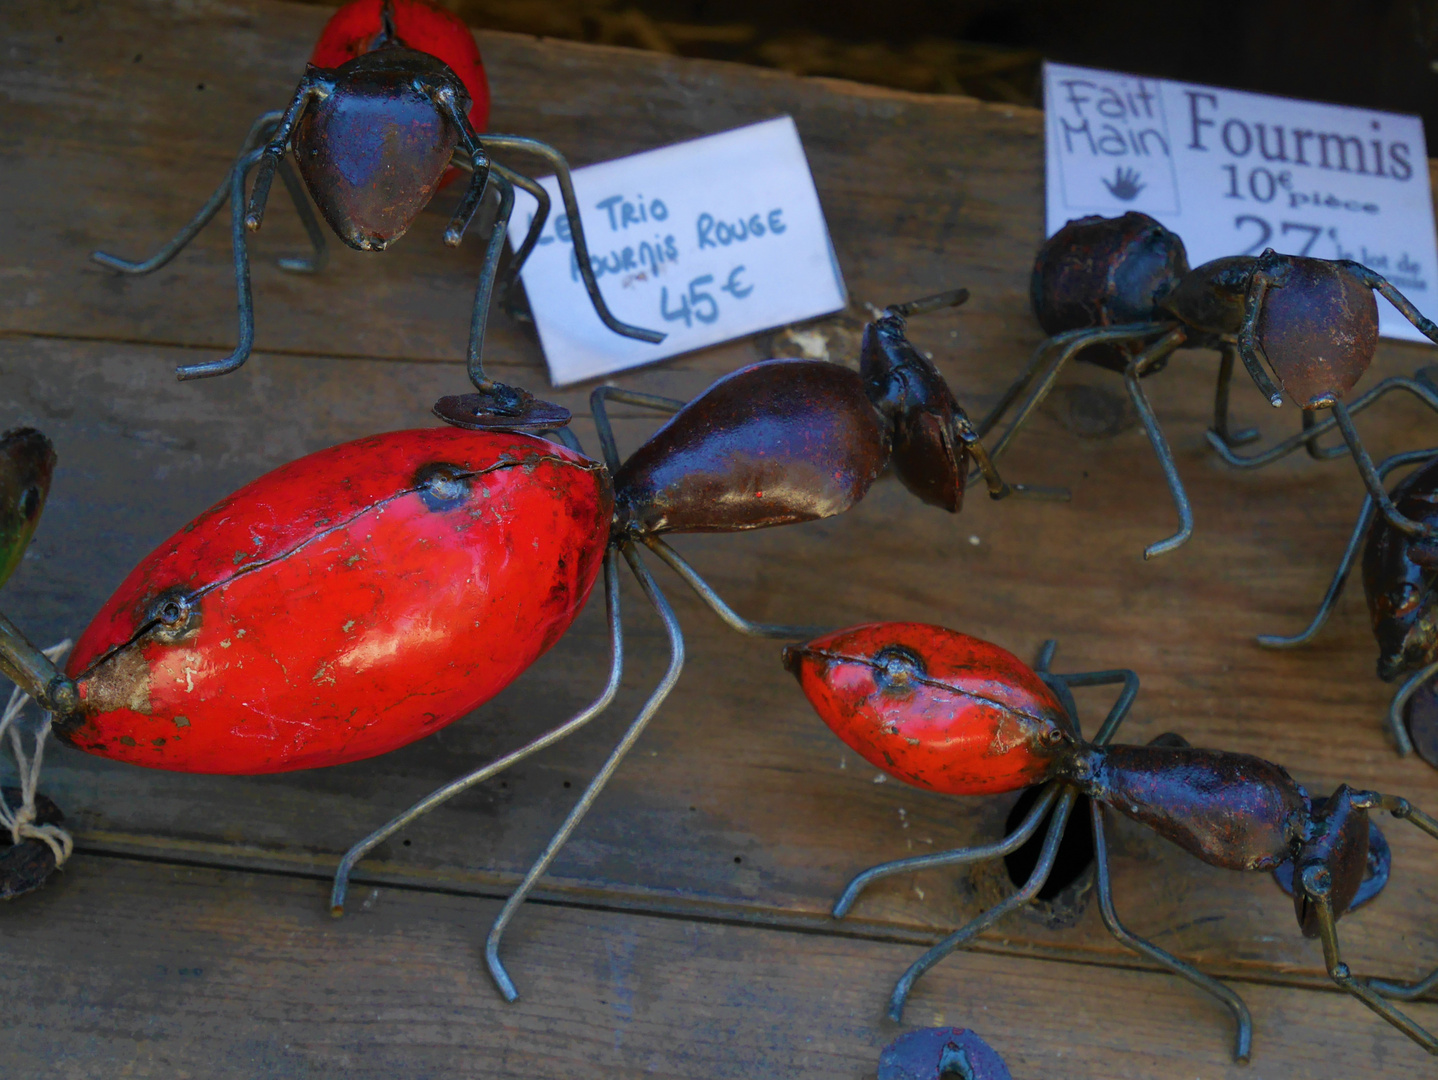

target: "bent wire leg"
[273,158,328,274]
[484,541,684,1003]
[1207,377,1438,468]
[642,536,825,639]
[1210,342,1261,447]
[1092,803,1253,1062]
[590,385,688,472]
[832,784,1061,920]
[1306,875,1438,1053]
[91,111,283,274]
[888,789,1078,1022]
[489,164,550,310]
[480,134,664,345]
[1363,795,1438,1000]
[175,147,264,381]
[984,323,1174,463]
[1332,401,1438,542]
[243,77,324,232]
[463,172,516,394]
[1388,660,1438,758]
[1236,266,1286,407]
[1340,263,1438,344]
[1256,449,1438,651]
[1049,668,1140,746]
[1122,327,1194,559]
[329,547,625,916]
[1301,409,1347,461]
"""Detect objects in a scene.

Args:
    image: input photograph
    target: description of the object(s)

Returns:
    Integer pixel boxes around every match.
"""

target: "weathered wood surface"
[5,854,1437,1079]
[4,0,1438,1075]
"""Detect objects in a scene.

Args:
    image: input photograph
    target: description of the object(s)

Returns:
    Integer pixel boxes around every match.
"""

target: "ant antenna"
[885,288,969,320]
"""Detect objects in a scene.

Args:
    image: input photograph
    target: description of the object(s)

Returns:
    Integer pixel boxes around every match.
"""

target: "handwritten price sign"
[508,117,847,385]
[1043,61,1438,342]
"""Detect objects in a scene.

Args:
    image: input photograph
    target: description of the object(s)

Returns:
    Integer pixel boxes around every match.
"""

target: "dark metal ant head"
[877,1027,1013,1080]
[293,49,469,250]
[1158,255,1254,336]
[1363,457,1438,681]
[0,427,56,592]
[860,290,970,512]
[1292,785,1371,938]
[612,359,888,536]
[1251,252,1378,409]
[1030,212,1189,372]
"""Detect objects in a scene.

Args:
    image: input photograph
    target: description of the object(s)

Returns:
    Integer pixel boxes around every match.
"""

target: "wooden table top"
[3,1,1437,1075]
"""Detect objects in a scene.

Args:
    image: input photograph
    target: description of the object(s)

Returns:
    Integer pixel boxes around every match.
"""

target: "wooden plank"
[1,853,1433,1078]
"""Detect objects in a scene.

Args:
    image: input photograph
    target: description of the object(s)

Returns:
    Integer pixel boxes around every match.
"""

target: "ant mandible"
[91,0,662,428]
[785,621,1438,1061]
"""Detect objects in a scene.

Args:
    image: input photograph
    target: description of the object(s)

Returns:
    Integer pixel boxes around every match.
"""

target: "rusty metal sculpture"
[983,212,1438,559]
[89,0,661,427]
[1258,447,1438,766]
[784,622,1438,1060]
[0,292,1051,1001]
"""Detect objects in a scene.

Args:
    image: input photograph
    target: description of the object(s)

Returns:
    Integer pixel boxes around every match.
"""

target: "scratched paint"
[58,428,610,773]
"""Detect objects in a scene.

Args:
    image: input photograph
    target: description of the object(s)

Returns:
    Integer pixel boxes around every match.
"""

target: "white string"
[0,639,73,868]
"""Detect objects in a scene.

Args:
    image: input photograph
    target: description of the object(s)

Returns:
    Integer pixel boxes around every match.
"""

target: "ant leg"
[643,535,826,639]
[484,540,684,1003]
[329,547,624,916]
[1122,328,1194,559]
[489,165,550,316]
[1210,342,1261,447]
[1236,267,1287,408]
[462,171,516,396]
[1300,409,1347,461]
[833,783,1062,919]
[175,148,264,381]
[1208,376,1438,468]
[956,415,1069,502]
[1303,863,1438,1053]
[1331,401,1438,543]
[1339,263,1438,344]
[887,788,1078,1022]
[1047,668,1140,746]
[1360,796,1438,999]
[590,385,688,472]
[273,158,328,274]
[983,323,1170,461]
[478,134,664,345]
[1256,449,1437,656]
[1388,660,1438,758]
[1092,803,1253,1061]
[242,76,328,232]
[91,111,283,275]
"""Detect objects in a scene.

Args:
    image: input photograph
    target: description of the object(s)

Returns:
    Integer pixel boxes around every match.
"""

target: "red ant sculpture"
[784,621,1438,1061]
[90,0,661,427]
[1259,447,1438,766]
[0,291,1053,1000]
[982,212,1438,559]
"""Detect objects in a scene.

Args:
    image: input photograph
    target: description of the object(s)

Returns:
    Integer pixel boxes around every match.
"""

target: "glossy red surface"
[785,623,1072,796]
[309,0,490,131]
[62,429,609,774]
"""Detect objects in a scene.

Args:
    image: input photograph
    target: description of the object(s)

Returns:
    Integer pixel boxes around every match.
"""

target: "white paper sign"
[507,117,847,385]
[1043,61,1438,342]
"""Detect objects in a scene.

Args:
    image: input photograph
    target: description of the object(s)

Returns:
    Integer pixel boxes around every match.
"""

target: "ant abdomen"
[611,359,888,536]
[1068,743,1309,871]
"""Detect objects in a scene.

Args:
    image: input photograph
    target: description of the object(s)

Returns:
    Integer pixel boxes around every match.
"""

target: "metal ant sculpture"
[983,212,1438,559]
[784,621,1438,1060]
[1258,447,1438,766]
[90,0,661,427]
[0,291,1051,996]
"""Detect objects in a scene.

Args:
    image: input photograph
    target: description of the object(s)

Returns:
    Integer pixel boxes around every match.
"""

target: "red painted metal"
[61,428,609,774]
[309,0,491,131]
[784,622,1073,796]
